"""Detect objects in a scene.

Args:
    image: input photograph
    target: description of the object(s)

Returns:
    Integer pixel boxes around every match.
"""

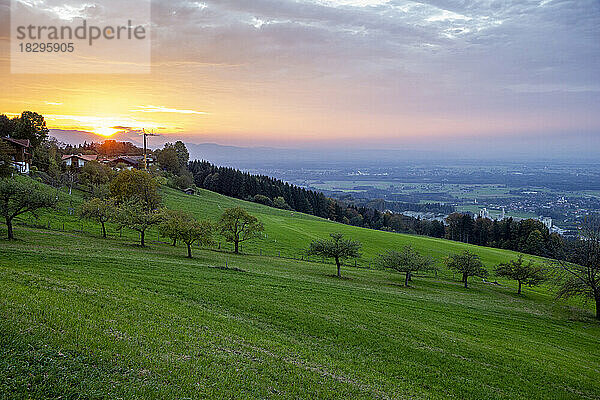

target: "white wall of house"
[64,157,88,168]
[12,160,29,174]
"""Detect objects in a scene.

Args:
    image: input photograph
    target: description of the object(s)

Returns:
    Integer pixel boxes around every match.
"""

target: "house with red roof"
[62,154,98,169]
[1,137,32,174]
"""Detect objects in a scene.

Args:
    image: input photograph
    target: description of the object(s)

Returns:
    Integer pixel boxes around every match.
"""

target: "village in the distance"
[271,163,600,237]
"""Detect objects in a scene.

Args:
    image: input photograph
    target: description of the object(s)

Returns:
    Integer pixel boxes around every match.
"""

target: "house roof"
[2,137,31,148]
[113,156,144,165]
[62,154,98,162]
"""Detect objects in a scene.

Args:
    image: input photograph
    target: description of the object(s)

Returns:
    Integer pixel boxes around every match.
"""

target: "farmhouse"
[1,137,32,173]
[62,154,98,169]
[110,155,146,170]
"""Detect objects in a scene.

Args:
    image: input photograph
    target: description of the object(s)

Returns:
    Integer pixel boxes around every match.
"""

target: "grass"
[1,185,599,399]
[17,185,540,267]
[163,188,542,267]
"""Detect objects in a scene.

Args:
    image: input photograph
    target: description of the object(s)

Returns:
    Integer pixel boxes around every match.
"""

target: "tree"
[523,229,545,256]
[554,218,600,320]
[218,207,264,254]
[156,145,180,174]
[173,170,194,189]
[445,213,464,241]
[273,196,291,210]
[177,218,213,258]
[80,198,115,238]
[110,169,161,211]
[12,111,49,148]
[253,194,273,207]
[0,141,12,178]
[307,233,361,278]
[445,250,488,288]
[115,201,163,247]
[0,114,16,138]
[0,176,57,239]
[159,209,189,246]
[173,141,189,169]
[156,141,189,175]
[61,169,78,195]
[378,245,436,286]
[31,136,61,173]
[80,161,114,190]
[495,255,546,294]
[160,209,213,257]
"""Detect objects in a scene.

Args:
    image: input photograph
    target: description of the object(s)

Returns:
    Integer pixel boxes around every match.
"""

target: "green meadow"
[1,186,599,399]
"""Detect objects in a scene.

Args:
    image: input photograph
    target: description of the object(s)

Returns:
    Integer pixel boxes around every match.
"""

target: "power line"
[141,129,159,171]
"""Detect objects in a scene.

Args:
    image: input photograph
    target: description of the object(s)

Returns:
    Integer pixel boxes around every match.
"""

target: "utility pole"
[141,129,159,171]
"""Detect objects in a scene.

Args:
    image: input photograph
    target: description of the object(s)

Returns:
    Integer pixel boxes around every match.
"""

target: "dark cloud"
[151,0,599,87]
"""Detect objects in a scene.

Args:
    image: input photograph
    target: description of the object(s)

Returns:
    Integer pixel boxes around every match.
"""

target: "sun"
[94,126,120,137]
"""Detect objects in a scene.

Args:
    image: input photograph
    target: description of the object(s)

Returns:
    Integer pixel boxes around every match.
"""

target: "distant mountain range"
[50,129,438,169]
[50,128,597,170]
[185,143,452,169]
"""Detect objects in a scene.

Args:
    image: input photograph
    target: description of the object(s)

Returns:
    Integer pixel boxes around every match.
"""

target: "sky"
[1,0,599,158]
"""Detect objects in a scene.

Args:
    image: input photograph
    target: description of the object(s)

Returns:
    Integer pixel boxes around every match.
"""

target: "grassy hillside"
[2,183,599,398]
[164,187,534,268]
[5,184,580,302]
[1,228,599,399]
[18,184,536,268]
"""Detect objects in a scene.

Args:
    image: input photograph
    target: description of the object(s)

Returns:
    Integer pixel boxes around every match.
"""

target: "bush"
[253,195,273,207]
[273,196,291,210]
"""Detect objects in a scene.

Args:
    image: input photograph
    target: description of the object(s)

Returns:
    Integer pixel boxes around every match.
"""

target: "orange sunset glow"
[1,0,599,154]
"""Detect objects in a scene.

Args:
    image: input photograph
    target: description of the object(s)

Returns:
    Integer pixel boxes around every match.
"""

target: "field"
[1,186,600,399]
[306,181,516,200]
[13,186,540,267]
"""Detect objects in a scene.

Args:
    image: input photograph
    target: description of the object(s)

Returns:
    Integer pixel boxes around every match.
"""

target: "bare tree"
[554,218,600,320]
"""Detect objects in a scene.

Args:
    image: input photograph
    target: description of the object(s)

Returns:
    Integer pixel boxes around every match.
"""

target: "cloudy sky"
[1,0,599,157]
